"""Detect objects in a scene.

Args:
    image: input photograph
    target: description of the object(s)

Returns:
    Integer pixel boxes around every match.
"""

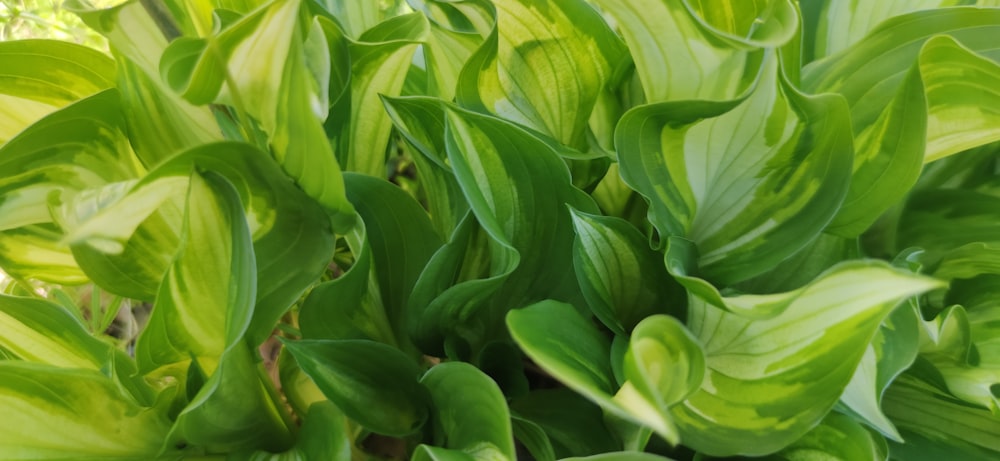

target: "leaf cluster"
[2,0,1000,460]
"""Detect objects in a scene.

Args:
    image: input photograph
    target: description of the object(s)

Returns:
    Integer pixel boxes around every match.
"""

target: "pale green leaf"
[620,316,705,445]
[672,262,944,456]
[0,363,176,460]
[809,0,1000,59]
[618,52,853,285]
[839,303,921,441]
[804,8,1000,163]
[63,142,335,345]
[341,13,426,176]
[457,0,627,148]
[589,0,762,102]
[0,90,142,285]
[0,295,113,370]
[68,0,224,167]
[321,0,410,38]
[159,0,354,224]
[134,170,254,374]
[683,0,799,48]
[410,0,492,99]
[0,39,114,143]
[921,35,1000,162]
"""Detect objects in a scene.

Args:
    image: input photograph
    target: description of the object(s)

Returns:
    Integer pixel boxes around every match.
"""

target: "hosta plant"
[3,0,1000,459]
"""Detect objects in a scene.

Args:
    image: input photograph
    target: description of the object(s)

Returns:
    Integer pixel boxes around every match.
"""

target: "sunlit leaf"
[589,0,775,102]
[0,295,113,369]
[63,142,334,345]
[0,90,142,285]
[618,52,853,286]
[159,0,354,224]
[672,262,943,456]
[457,0,627,149]
[0,39,114,143]
[0,363,177,459]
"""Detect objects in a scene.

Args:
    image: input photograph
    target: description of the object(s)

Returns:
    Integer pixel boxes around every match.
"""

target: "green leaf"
[413,445,477,461]
[382,95,469,237]
[403,102,599,355]
[616,316,705,445]
[672,261,944,456]
[63,142,335,345]
[443,105,598,305]
[341,13,426,176]
[734,232,859,294]
[885,374,1000,460]
[950,275,1000,369]
[0,90,142,285]
[301,173,442,346]
[897,188,1000,261]
[589,0,767,102]
[804,8,1000,163]
[282,339,429,436]
[456,0,627,149]
[420,362,516,460]
[507,301,687,444]
[321,0,408,38]
[511,417,556,461]
[68,0,224,167]
[507,300,617,412]
[407,211,516,357]
[510,389,621,458]
[839,303,921,441]
[618,52,853,286]
[170,342,294,453]
[299,224,393,343]
[822,56,925,237]
[0,363,176,459]
[0,295,113,369]
[562,453,676,461]
[159,0,354,224]
[410,0,491,100]
[133,170,254,374]
[0,39,114,143]
[242,401,352,461]
[761,412,889,461]
[569,209,684,335]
